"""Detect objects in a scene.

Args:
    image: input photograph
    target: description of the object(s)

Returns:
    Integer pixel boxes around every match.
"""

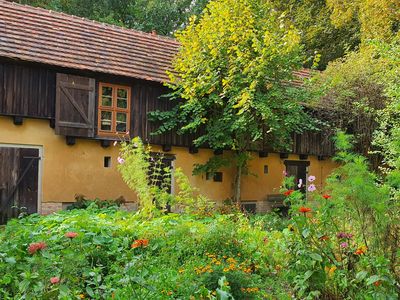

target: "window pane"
[100,111,112,131]
[102,86,113,97]
[116,112,127,132]
[117,88,128,99]
[117,113,127,122]
[116,122,127,133]
[102,96,112,107]
[117,97,128,109]
[101,86,113,107]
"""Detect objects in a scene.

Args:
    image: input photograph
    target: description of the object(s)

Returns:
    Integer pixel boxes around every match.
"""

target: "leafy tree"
[326,0,400,41]
[16,0,209,36]
[271,0,360,70]
[150,0,313,203]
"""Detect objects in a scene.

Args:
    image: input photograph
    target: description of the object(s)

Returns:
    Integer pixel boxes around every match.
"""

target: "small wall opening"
[104,156,111,168]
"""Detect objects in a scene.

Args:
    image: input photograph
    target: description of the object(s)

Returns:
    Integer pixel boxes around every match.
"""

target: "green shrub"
[276,132,399,299]
[0,209,272,299]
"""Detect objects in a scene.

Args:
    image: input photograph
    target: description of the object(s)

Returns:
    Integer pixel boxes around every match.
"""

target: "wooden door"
[0,147,39,224]
[284,160,310,193]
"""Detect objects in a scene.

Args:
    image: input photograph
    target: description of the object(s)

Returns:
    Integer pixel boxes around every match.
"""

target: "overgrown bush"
[277,132,399,299]
[66,194,126,210]
[117,137,215,218]
[0,208,272,299]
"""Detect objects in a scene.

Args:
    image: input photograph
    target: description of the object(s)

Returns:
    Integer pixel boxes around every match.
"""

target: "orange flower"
[131,239,149,249]
[354,245,367,255]
[283,189,294,196]
[299,206,312,213]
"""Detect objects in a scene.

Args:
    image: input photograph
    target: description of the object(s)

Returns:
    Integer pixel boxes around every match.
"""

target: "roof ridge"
[2,0,178,44]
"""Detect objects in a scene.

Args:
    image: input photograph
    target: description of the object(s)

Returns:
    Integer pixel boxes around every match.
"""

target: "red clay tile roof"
[0,0,179,82]
[0,1,313,85]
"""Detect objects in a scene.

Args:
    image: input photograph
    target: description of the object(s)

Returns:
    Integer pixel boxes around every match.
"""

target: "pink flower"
[50,277,60,284]
[65,232,78,239]
[307,184,316,192]
[27,242,47,254]
[117,156,125,164]
[283,170,288,176]
[340,242,348,248]
[337,232,353,239]
[308,175,316,182]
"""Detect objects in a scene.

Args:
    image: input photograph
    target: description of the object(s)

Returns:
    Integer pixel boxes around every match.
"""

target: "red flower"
[299,207,312,213]
[322,194,331,199]
[283,189,294,196]
[28,242,47,254]
[374,280,381,287]
[319,235,329,241]
[50,277,60,284]
[131,239,149,249]
[65,232,78,239]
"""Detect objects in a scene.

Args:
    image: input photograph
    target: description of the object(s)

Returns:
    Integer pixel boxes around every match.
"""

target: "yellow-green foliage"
[170,0,302,115]
[327,0,400,41]
[118,137,159,217]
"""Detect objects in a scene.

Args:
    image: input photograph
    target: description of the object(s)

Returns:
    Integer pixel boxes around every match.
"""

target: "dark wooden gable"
[55,73,95,138]
[0,62,55,118]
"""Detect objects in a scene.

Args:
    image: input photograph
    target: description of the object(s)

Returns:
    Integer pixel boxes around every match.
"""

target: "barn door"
[284,160,310,193]
[55,73,95,138]
[0,147,40,224]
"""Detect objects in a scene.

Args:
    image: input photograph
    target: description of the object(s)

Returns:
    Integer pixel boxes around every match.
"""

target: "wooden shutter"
[55,73,95,137]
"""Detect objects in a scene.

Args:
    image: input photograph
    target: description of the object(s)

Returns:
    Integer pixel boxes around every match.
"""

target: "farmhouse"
[0,0,336,222]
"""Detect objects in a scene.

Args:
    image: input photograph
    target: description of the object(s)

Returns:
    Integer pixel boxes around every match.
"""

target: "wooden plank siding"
[0,61,55,119]
[0,60,335,156]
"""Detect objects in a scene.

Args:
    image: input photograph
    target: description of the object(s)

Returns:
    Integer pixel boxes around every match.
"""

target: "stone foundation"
[41,202,63,215]
[40,201,138,215]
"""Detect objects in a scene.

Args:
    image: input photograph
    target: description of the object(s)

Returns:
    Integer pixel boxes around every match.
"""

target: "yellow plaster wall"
[241,153,338,201]
[0,116,338,209]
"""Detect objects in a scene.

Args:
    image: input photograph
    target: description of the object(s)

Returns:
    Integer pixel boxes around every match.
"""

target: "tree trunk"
[233,164,242,204]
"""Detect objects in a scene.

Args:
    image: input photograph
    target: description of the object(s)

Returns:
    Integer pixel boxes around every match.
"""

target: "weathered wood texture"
[131,81,197,147]
[0,61,334,155]
[0,147,39,224]
[0,61,55,118]
[56,73,95,137]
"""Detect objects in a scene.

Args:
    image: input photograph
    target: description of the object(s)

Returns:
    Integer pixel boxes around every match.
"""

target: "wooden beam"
[189,145,198,154]
[66,136,76,146]
[13,116,23,125]
[259,151,268,158]
[214,149,223,155]
[162,144,172,152]
[280,153,289,159]
[100,140,111,148]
